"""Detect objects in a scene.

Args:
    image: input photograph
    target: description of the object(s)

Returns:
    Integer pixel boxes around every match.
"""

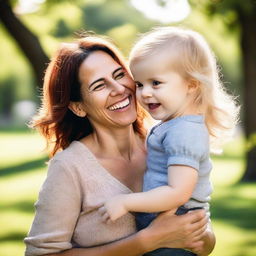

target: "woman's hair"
[129,26,240,151]
[31,34,147,157]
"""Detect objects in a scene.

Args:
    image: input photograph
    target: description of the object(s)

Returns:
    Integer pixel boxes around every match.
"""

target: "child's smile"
[148,103,161,111]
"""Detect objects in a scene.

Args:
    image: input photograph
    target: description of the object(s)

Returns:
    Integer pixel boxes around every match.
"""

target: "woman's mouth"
[108,96,131,111]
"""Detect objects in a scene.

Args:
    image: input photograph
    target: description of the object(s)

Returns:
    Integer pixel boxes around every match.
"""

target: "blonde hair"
[129,27,240,152]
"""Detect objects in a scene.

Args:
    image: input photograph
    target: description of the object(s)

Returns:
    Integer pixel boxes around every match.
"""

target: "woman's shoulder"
[50,141,93,169]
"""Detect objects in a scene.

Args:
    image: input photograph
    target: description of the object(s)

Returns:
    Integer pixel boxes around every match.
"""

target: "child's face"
[130,54,192,121]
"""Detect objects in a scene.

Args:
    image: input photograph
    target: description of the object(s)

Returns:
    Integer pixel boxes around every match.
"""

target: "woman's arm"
[45,209,208,256]
[149,210,215,256]
[100,165,198,221]
[45,231,146,256]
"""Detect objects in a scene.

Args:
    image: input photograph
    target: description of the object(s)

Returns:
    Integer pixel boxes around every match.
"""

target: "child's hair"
[129,26,240,152]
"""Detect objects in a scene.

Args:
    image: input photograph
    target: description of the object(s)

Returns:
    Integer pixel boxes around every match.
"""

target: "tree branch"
[0,0,49,89]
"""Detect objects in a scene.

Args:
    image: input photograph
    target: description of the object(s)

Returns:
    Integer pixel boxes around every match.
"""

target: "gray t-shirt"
[143,115,213,211]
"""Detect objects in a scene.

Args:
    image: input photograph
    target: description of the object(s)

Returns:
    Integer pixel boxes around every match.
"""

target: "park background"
[0,0,255,255]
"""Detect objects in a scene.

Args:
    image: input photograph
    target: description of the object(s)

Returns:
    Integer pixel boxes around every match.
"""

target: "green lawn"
[0,130,255,256]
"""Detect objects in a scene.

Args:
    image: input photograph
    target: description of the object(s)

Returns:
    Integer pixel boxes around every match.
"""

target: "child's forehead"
[130,50,181,75]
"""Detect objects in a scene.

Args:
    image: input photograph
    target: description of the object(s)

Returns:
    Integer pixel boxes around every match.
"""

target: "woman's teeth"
[109,97,130,111]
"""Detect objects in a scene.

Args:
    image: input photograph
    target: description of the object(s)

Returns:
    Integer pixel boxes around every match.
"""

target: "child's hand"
[98,194,128,223]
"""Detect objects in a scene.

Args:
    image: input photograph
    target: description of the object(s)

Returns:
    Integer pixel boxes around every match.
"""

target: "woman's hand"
[140,209,209,253]
[189,222,216,256]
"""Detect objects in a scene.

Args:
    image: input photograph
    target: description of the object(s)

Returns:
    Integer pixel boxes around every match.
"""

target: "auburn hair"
[31,34,147,157]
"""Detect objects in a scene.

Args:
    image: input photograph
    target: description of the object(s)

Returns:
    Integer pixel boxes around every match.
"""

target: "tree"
[0,0,49,89]
[190,0,256,181]
[0,0,154,89]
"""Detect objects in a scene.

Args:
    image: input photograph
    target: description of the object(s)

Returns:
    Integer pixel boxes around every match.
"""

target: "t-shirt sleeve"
[24,159,82,256]
[162,124,208,171]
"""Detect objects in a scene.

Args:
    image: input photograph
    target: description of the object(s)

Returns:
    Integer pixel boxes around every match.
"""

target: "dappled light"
[130,0,191,23]
[0,0,255,255]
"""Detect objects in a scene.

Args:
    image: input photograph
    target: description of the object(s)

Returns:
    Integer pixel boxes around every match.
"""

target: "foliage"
[0,0,242,111]
[190,0,256,26]
[0,0,157,113]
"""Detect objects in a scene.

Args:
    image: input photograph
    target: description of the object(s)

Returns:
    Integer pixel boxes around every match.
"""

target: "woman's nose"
[109,80,126,96]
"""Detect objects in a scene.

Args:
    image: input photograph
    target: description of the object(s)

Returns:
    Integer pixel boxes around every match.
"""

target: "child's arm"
[99,165,198,222]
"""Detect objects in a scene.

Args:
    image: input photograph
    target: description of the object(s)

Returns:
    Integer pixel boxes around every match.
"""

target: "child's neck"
[164,107,202,122]
[182,108,201,116]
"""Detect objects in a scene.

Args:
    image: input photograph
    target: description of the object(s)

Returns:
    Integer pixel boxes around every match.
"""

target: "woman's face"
[78,50,137,129]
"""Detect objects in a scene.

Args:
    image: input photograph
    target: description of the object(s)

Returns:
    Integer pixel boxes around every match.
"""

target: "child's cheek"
[136,90,143,104]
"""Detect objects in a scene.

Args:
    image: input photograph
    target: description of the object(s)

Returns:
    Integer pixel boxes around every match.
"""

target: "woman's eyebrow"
[89,67,123,89]
[112,67,123,77]
[89,78,104,89]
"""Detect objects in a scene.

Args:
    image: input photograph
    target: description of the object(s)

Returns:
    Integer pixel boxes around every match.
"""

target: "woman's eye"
[135,82,143,88]
[152,80,161,86]
[115,72,125,80]
[92,84,105,91]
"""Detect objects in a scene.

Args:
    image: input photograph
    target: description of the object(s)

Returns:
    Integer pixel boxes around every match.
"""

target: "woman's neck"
[82,125,140,161]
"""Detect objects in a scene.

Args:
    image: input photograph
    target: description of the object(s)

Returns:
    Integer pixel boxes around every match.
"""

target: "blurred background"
[0,0,255,255]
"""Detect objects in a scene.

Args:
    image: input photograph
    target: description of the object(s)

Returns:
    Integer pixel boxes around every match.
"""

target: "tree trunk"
[239,10,256,181]
[0,0,49,89]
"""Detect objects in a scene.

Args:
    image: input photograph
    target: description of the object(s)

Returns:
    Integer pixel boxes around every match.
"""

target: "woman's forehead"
[79,51,122,85]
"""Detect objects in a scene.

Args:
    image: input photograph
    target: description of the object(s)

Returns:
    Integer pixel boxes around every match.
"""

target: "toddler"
[99,27,239,256]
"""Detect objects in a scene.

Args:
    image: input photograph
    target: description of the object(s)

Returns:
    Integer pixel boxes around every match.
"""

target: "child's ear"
[68,101,87,117]
[188,79,200,94]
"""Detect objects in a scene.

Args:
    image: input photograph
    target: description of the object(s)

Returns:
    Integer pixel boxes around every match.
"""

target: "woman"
[24,34,215,256]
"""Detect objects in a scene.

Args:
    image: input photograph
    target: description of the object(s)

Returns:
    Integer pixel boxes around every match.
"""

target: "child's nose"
[141,86,152,98]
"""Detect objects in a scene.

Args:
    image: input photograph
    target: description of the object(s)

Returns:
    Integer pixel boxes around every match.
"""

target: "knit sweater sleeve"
[24,158,82,256]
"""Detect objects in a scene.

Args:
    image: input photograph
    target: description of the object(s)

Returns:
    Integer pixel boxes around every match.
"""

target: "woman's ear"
[68,102,87,117]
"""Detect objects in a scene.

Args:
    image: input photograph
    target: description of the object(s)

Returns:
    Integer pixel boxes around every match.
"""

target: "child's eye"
[135,82,143,88]
[152,80,161,86]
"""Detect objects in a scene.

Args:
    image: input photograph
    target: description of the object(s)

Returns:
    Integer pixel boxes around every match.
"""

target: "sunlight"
[15,0,45,14]
[130,0,190,23]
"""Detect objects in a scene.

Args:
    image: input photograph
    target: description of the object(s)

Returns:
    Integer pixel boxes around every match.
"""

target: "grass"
[0,130,255,256]
[0,129,47,256]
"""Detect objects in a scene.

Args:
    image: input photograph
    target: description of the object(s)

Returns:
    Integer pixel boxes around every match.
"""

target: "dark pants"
[136,206,202,256]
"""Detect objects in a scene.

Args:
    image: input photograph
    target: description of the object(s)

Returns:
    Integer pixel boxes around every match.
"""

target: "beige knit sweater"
[24,141,136,256]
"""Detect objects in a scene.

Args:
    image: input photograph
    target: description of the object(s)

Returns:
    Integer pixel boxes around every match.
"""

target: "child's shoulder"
[176,115,207,134]
[161,116,209,154]
[155,115,207,136]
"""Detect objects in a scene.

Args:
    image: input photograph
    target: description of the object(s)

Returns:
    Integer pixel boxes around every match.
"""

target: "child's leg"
[143,248,196,256]
[140,207,202,256]
[136,212,157,230]
[175,206,203,216]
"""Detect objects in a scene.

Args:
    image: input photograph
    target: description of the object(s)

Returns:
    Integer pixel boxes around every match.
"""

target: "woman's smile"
[108,96,132,111]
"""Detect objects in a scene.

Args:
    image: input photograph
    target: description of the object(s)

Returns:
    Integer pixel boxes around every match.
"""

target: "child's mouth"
[148,103,161,110]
